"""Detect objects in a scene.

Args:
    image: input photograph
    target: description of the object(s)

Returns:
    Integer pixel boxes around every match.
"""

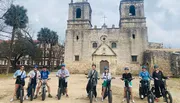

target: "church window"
[76,36,79,41]
[75,55,79,61]
[129,5,136,16]
[132,34,135,39]
[131,55,137,62]
[93,42,98,48]
[112,42,117,48]
[76,8,81,18]
[103,38,106,41]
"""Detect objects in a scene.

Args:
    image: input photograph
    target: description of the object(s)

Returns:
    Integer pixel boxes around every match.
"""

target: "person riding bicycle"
[152,64,168,102]
[10,65,27,102]
[86,64,99,102]
[101,66,112,102]
[121,67,135,103]
[34,66,52,99]
[26,65,41,100]
[139,65,151,98]
[56,63,70,97]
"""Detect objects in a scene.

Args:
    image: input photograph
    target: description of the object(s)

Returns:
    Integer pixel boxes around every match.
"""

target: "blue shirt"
[139,71,151,80]
[13,70,26,79]
[40,70,50,79]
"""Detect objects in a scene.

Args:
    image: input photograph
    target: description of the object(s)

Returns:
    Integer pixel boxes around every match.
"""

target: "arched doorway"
[100,60,109,74]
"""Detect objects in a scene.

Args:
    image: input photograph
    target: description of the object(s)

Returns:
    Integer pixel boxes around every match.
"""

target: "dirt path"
[0,73,180,103]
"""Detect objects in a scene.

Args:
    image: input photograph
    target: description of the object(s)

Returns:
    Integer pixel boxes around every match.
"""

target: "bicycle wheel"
[139,87,144,99]
[16,87,20,99]
[103,89,108,99]
[89,91,93,103]
[42,87,46,101]
[108,91,112,103]
[20,88,23,103]
[30,87,34,101]
[126,91,130,103]
[165,91,172,103]
[57,87,62,100]
[147,93,154,103]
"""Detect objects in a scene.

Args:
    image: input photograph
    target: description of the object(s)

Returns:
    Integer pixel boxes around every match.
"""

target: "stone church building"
[65,0,149,74]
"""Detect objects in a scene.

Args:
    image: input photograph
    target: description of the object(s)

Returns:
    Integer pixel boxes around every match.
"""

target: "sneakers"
[94,98,97,102]
[155,98,159,102]
[122,98,126,102]
[101,97,104,102]
[132,100,135,103]
[141,95,144,99]
[48,94,53,98]
[66,94,69,97]
[26,95,29,100]
[34,95,37,99]
[10,98,14,102]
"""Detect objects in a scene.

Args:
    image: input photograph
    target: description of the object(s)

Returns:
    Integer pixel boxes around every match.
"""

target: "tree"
[3,4,28,74]
[0,30,42,70]
[37,28,51,66]
[48,31,58,71]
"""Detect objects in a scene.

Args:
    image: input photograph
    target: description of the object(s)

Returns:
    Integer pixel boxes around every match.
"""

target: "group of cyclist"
[10,63,168,103]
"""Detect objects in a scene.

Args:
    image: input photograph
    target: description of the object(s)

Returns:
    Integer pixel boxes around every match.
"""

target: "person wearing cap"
[152,64,168,102]
[86,64,99,102]
[26,65,41,100]
[10,65,27,102]
[34,66,52,99]
[56,63,70,97]
[139,65,151,99]
[121,67,135,103]
[101,66,112,102]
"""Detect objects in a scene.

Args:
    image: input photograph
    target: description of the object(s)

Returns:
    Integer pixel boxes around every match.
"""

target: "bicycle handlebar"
[121,78,134,81]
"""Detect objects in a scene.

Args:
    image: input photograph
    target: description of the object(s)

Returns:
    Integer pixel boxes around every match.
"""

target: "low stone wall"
[65,61,141,75]
[148,42,163,49]
[144,49,180,77]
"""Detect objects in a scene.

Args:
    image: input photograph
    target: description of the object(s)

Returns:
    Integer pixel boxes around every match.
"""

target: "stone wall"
[148,42,163,49]
[171,53,180,77]
[144,49,180,77]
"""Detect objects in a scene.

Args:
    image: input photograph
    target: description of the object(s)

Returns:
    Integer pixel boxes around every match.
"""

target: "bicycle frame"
[58,77,66,93]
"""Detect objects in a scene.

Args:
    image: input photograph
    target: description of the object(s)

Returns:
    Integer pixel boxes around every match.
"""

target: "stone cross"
[103,15,107,24]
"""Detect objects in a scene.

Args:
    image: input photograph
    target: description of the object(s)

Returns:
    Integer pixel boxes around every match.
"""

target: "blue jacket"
[40,70,50,79]
[13,70,26,80]
[139,71,151,80]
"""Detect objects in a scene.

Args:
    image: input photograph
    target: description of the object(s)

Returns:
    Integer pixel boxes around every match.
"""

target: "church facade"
[65,0,148,74]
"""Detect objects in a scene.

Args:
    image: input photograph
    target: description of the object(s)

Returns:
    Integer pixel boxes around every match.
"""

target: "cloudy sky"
[13,0,180,48]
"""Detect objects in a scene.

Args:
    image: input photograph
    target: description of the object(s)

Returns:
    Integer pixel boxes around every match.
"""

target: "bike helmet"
[154,64,159,69]
[142,65,147,69]
[34,65,38,68]
[61,63,66,67]
[104,66,109,70]
[124,67,129,70]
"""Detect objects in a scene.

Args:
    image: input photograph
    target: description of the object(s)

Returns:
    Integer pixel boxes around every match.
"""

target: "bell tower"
[119,0,146,27]
[67,0,92,29]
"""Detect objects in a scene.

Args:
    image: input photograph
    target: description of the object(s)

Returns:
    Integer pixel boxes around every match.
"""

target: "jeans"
[27,82,37,97]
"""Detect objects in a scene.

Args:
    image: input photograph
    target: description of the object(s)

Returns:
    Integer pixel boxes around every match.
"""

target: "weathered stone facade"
[144,49,180,77]
[65,0,148,74]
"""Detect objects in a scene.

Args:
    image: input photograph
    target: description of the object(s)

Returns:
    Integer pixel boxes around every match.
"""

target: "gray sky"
[14,0,180,48]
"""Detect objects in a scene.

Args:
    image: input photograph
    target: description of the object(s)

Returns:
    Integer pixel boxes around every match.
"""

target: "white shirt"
[102,72,111,81]
[27,70,41,82]
[56,68,70,82]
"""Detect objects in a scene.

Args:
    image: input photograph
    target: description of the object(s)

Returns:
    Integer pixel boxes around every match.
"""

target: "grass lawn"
[0,73,13,78]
